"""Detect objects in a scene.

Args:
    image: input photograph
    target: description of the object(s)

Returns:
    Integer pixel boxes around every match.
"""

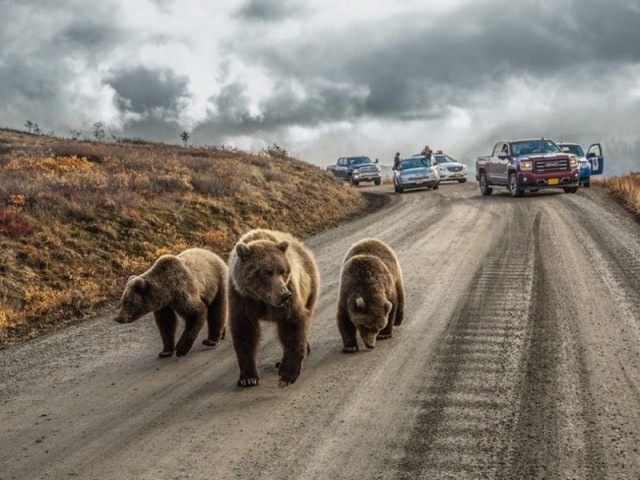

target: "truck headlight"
[520,160,532,170]
[569,155,578,167]
[352,169,360,176]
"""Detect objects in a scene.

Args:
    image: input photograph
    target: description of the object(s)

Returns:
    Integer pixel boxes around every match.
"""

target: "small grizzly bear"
[336,238,405,353]
[228,229,320,387]
[114,248,228,358]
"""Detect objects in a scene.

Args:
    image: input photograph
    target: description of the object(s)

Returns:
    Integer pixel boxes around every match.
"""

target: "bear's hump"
[341,254,393,287]
[343,238,401,279]
[239,228,297,246]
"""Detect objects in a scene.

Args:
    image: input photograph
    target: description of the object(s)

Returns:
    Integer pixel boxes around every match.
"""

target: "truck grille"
[535,158,569,172]
[447,166,463,172]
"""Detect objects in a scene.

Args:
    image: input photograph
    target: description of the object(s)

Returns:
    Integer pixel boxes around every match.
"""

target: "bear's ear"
[355,296,366,310]
[384,301,393,314]
[236,243,252,260]
[133,278,149,294]
[127,275,136,282]
[276,240,289,253]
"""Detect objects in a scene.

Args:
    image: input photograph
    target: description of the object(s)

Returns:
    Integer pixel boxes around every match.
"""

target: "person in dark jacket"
[393,152,401,170]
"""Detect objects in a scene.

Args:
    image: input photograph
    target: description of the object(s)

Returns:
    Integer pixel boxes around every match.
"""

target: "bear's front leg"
[276,316,309,387]
[229,289,263,387]
[377,304,395,340]
[154,308,178,358]
[175,305,206,356]
[231,316,261,387]
[394,283,405,326]
[337,306,358,353]
[203,289,227,347]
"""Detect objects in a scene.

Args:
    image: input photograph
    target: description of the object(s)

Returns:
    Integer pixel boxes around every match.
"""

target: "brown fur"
[228,229,320,387]
[337,238,405,353]
[114,248,228,358]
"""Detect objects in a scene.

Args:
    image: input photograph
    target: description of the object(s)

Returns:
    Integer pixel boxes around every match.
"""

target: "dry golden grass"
[0,129,370,347]
[593,172,640,215]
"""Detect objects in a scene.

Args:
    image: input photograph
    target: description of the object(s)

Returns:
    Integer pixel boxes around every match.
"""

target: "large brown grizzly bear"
[228,229,320,387]
[336,238,405,353]
[114,248,228,358]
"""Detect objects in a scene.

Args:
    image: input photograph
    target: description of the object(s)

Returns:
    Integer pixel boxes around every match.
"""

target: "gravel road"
[2,182,639,480]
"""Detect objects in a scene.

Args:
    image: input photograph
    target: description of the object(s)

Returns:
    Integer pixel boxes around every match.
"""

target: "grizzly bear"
[114,248,228,358]
[336,238,405,353]
[228,229,320,387]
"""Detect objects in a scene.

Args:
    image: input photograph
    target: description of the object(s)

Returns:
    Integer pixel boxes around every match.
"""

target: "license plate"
[548,178,559,185]
[416,179,423,184]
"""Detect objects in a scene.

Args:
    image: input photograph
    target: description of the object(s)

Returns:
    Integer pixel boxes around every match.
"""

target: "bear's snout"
[113,314,131,324]
[278,290,293,305]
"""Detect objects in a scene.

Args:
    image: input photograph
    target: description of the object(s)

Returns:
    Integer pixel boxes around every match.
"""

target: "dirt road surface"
[2,182,640,479]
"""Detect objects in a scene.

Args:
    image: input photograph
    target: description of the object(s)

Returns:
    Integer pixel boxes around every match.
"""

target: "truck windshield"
[560,144,585,157]
[347,157,372,166]
[511,140,561,156]
[434,155,457,164]
[399,158,431,170]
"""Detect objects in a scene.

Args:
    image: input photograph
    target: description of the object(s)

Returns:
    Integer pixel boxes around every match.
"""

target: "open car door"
[587,143,604,175]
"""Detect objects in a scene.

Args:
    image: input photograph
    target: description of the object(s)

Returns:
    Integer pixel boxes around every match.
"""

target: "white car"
[432,152,468,183]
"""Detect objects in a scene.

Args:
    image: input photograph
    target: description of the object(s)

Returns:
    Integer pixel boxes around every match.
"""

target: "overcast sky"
[2,0,639,173]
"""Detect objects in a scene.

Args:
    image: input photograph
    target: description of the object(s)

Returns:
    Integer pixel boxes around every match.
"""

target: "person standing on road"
[393,152,401,170]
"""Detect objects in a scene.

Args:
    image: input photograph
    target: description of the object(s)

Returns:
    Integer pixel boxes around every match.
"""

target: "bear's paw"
[238,377,260,387]
[376,333,392,340]
[277,364,301,388]
[342,346,358,354]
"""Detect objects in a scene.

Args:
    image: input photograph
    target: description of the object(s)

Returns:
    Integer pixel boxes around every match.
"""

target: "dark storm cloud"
[236,0,304,22]
[53,22,122,52]
[0,56,57,103]
[106,67,190,116]
[224,0,640,126]
[200,79,367,137]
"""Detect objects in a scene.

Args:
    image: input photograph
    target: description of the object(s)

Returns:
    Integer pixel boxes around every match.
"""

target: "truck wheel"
[458,179,467,183]
[349,175,359,186]
[583,181,590,188]
[479,172,493,196]
[564,187,578,194]
[374,179,381,186]
[433,182,439,190]
[509,172,523,197]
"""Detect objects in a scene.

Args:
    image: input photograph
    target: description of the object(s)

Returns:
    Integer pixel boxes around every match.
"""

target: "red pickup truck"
[476,138,580,197]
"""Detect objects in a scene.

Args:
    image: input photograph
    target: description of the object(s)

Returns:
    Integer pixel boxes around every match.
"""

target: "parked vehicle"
[476,138,580,197]
[326,156,382,186]
[393,155,440,193]
[432,151,468,183]
[557,142,605,187]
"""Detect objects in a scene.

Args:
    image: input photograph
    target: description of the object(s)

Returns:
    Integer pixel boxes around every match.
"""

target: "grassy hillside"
[593,172,640,216]
[0,129,372,348]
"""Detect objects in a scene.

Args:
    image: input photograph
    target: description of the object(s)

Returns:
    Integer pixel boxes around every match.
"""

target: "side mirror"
[497,153,508,160]
[586,152,596,158]
[374,158,379,164]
